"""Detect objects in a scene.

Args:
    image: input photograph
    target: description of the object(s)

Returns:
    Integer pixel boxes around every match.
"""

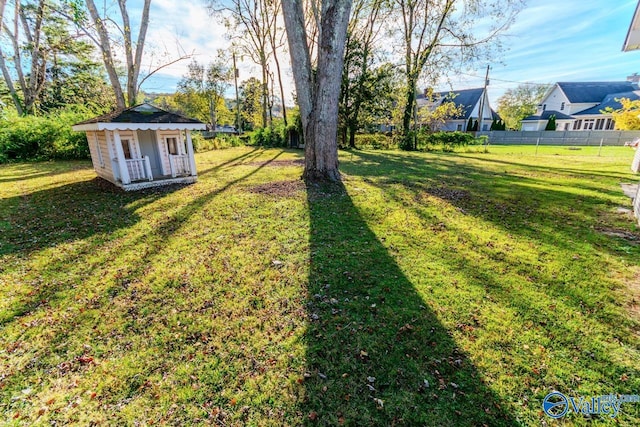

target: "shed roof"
[557,82,637,104]
[72,103,206,132]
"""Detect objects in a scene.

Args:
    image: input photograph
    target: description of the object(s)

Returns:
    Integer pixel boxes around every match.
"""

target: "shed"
[72,103,206,191]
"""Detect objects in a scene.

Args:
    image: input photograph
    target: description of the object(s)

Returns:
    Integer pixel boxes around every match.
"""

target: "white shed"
[72,104,206,191]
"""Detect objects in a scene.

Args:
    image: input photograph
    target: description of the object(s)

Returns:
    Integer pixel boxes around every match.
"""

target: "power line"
[457,72,552,86]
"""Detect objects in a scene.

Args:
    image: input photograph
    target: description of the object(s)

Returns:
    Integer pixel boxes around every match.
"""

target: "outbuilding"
[72,103,206,191]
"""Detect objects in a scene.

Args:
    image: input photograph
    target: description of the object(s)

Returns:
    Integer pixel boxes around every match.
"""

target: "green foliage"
[0,108,92,163]
[191,132,244,152]
[497,83,550,130]
[545,114,557,131]
[240,77,265,131]
[353,133,396,150]
[490,119,506,131]
[416,130,477,152]
[251,116,303,148]
[175,58,232,127]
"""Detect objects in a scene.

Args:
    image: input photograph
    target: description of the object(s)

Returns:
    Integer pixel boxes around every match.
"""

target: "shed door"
[137,130,162,177]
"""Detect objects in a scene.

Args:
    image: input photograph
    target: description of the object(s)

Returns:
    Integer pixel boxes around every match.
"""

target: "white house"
[72,103,207,191]
[521,81,639,131]
[416,87,498,132]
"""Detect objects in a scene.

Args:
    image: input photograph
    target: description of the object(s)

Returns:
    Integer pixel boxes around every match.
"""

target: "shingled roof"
[75,103,203,125]
[72,103,206,132]
[573,90,640,115]
[557,82,637,104]
[522,110,573,122]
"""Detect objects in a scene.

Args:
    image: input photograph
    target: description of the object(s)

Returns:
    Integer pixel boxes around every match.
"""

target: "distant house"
[521,81,639,131]
[623,0,640,51]
[72,103,206,191]
[416,87,499,132]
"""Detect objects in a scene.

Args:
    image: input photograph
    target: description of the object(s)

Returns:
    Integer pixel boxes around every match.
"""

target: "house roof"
[72,103,207,132]
[417,87,495,120]
[573,90,640,115]
[623,0,640,51]
[556,82,637,104]
[438,88,485,119]
[522,110,573,122]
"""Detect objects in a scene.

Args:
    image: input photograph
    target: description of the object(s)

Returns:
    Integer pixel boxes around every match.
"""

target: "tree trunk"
[283,0,351,182]
[0,0,24,115]
[85,0,126,109]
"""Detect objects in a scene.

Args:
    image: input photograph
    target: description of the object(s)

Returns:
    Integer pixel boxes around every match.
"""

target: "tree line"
[1,0,531,179]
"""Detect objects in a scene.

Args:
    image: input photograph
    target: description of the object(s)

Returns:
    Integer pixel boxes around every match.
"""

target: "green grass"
[1,146,639,425]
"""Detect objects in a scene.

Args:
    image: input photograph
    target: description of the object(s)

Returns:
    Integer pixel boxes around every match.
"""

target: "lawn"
[1,146,639,426]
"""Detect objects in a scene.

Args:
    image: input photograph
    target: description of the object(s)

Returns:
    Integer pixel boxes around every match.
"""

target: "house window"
[166,137,178,155]
[456,124,462,131]
[121,139,132,159]
[584,119,595,130]
[573,119,582,130]
[606,118,615,130]
[595,118,604,130]
[560,102,565,111]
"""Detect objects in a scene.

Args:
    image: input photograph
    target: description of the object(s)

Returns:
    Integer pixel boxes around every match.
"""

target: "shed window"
[166,137,178,155]
[121,139,132,159]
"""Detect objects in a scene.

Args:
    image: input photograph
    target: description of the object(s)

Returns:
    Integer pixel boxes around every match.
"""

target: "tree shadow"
[302,181,517,426]
[0,161,90,183]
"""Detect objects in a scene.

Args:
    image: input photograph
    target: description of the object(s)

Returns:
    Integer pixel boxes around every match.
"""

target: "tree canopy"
[496,83,549,130]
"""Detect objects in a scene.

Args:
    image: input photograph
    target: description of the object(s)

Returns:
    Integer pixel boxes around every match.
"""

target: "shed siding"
[88,131,115,182]
[156,130,182,175]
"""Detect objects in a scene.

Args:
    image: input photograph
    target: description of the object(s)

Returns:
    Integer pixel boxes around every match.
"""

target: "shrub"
[251,118,303,148]
[0,108,93,163]
[353,133,396,150]
[416,131,476,152]
[192,132,244,152]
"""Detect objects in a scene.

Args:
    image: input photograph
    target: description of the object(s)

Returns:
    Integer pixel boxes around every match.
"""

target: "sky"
[135,0,640,107]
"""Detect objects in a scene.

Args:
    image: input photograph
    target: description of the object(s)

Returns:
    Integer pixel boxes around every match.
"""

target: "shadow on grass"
[303,181,517,426]
[0,177,162,258]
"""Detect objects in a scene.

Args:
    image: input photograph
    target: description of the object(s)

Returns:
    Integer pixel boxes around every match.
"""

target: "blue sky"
[138,0,640,106]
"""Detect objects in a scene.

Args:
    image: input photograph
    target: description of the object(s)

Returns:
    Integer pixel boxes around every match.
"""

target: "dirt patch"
[597,228,640,244]
[244,159,304,168]
[426,186,471,203]
[248,180,305,198]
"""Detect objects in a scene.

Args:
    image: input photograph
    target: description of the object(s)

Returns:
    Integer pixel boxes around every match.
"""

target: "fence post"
[535,137,540,156]
[598,138,604,157]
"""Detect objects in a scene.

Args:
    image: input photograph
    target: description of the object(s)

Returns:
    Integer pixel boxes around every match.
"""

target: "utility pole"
[233,52,242,133]
[478,65,490,132]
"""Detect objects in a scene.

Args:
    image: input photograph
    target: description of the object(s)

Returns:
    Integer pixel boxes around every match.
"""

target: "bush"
[251,118,303,148]
[353,133,396,150]
[192,132,244,152]
[416,131,477,152]
[0,108,93,163]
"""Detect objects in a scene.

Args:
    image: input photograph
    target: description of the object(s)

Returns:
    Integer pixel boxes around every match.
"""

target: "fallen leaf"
[308,411,318,421]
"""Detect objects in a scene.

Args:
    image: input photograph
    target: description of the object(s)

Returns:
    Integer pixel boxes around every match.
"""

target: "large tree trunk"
[85,0,126,109]
[283,0,351,182]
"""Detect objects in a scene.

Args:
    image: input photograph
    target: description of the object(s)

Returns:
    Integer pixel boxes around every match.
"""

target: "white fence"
[477,130,640,146]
